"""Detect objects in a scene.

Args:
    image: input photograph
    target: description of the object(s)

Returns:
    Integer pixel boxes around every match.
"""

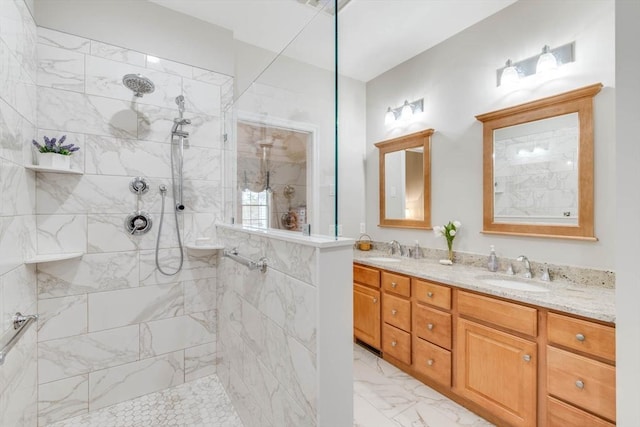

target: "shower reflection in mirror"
[237,121,309,231]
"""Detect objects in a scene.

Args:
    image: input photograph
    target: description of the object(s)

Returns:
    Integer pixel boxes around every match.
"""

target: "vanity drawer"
[547,346,616,422]
[547,396,614,427]
[413,279,451,310]
[457,291,537,337]
[413,337,451,387]
[382,323,411,365]
[414,304,451,350]
[383,293,411,332]
[547,312,615,362]
[382,272,411,297]
[354,264,380,288]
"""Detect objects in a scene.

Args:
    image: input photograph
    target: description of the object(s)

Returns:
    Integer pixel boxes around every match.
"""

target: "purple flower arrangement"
[32,135,79,156]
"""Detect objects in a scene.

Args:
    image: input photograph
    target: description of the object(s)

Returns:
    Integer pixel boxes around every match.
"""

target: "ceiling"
[149,0,518,82]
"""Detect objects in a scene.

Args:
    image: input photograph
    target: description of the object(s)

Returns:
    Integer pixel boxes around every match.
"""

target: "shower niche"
[236,120,310,232]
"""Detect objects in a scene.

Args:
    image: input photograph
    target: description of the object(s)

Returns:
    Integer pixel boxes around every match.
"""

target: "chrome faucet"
[389,240,401,256]
[516,255,532,278]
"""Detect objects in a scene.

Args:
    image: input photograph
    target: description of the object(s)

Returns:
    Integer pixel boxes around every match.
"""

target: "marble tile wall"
[0,0,38,426]
[216,226,319,427]
[33,27,232,426]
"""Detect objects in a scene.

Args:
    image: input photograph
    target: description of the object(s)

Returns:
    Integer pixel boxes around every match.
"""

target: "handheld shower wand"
[154,95,191,276]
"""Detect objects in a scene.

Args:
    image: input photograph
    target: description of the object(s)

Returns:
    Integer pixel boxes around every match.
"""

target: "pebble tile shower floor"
[47,344,491,426]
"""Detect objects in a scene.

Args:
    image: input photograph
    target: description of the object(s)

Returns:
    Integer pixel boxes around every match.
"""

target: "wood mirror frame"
[476,83,602,240]
[375,129,433,229]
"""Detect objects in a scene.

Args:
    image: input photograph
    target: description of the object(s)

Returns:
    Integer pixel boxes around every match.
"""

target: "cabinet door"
[455,318,537,427]
[354,284,380,349]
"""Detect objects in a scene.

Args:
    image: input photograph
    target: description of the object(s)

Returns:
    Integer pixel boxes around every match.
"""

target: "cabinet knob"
[575,380,585,389]
[427,292,433,298]
[391,309,398,316]
[391,282,397,288]
[575,333,585,342]
[427,323,434,330]
[372,297,378,304]
[427,359,434,366]
[391,340,397,347]
[522,354,531,362]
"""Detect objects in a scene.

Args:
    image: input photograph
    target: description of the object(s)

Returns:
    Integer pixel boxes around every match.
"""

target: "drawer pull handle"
[427,292,433,298]
[391,340,397,347]
[427,323,434,330]
[391,282,397,288]
[522,354,531,362]
[575,333,585,342]
[372,297,378,304]
[391,309,398,316]
[575,380,585,389]
[427,359,434,366]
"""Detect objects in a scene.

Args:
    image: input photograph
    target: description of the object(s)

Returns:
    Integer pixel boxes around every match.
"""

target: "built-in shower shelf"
[24,164,83,174]
[25,252,84,264]
[185,244,225,251]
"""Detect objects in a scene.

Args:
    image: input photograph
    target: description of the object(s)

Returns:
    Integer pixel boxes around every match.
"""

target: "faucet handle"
[541,263,551,282]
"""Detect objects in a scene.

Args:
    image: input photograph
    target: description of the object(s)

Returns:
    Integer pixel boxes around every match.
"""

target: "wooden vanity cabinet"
[352,262,617,427]
[412,279,452,388]
[546,312,616,425]
[455,291,538,427]
[353,264,381,349]
[381,271,412,364]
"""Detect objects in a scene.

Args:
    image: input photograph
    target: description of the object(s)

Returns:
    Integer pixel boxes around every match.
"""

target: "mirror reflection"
[493,113,579,225]
[237,121,309,231]
[376,129,433,229]
[477,83,602,239]
[384,147,424,220]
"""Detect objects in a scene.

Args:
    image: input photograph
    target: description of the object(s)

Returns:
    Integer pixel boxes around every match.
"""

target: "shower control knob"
[125,211,152,235]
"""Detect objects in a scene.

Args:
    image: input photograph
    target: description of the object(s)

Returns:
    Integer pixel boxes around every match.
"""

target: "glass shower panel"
[224,0,338,238]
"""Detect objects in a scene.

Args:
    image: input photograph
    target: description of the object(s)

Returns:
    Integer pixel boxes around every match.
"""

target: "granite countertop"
[354,250,615,324]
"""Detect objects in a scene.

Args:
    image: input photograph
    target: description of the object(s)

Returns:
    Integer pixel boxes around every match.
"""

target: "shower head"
[122,74,155,97]
[176,95,185,111]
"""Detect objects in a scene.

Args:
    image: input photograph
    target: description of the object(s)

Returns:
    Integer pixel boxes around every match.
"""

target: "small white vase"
[36,152,71,169]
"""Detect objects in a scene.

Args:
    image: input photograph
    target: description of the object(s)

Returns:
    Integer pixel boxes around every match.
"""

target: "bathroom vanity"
[353,254,615,427]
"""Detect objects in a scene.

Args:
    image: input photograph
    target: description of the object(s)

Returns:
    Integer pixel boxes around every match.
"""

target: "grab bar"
[223,248,268,273]
[0,312,38,366]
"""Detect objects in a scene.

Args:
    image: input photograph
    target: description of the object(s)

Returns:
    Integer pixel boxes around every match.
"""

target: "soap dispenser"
[413,240,422,259]
[487,245,499,272]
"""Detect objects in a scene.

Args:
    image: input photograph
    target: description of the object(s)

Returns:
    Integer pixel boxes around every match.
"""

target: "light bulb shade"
[384,107,396,125]
[536,46,558,73]
[400,100,413,121]
[500,62,520,87]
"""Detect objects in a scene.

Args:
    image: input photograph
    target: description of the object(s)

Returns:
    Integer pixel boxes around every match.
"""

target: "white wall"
[615,0,640,424]
[34,0,234,76]
[0,0,38,425]
[365,0,615,270]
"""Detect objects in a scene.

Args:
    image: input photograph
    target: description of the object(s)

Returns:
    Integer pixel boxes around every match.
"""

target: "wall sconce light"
[384,98,424,125]
[496,41,575,87]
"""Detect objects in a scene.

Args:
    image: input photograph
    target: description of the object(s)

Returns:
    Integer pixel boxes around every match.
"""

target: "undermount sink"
[477,276,550,293]
[367,257,401,263]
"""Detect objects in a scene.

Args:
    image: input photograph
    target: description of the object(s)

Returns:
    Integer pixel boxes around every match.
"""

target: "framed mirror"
[375,129,434,229]
[476,83,602,239]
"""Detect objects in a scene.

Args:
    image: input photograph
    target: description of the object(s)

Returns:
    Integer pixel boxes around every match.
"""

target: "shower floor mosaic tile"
[46,375,243,427]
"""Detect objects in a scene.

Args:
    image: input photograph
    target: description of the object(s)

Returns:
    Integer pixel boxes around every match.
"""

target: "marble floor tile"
[45,344,490,427]
[353,344,494,427]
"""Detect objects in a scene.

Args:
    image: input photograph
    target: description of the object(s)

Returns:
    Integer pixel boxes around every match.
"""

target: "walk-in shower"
[155,95,191,275]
